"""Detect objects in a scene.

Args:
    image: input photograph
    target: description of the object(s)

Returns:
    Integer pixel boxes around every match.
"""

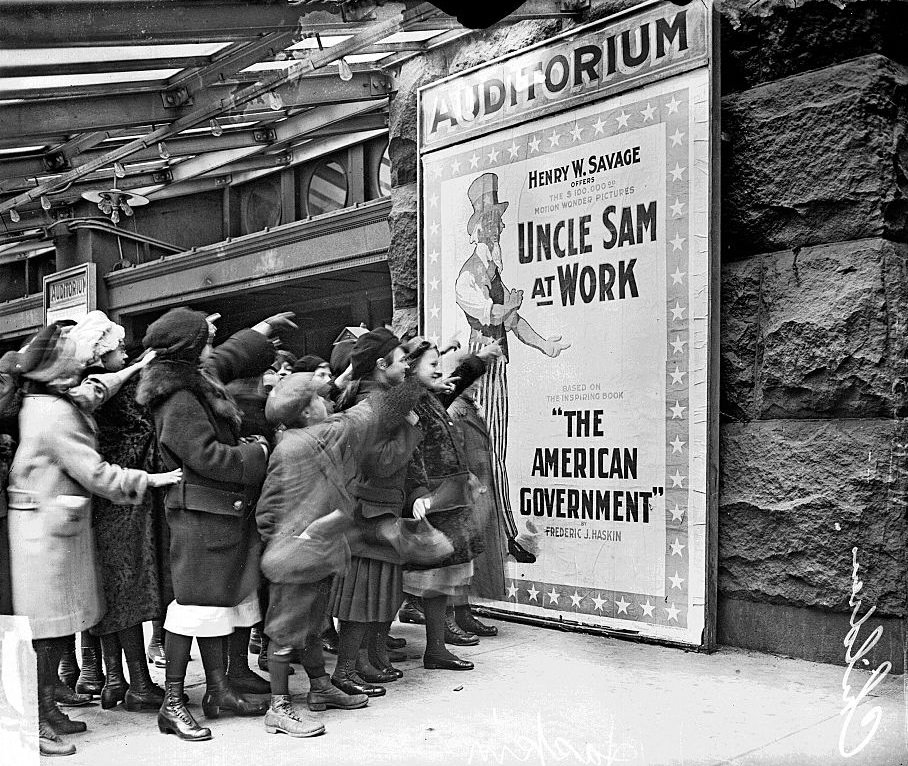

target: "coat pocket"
[43,495,90,538]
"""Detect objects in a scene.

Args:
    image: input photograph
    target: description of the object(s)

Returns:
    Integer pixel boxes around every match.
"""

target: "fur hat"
[143,308,210,363]
[265,372,321,427]
[350,328,400,380]
[69,310,125,365]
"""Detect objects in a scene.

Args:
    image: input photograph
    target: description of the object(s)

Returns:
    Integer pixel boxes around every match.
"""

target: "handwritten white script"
[468,709,640,766]
[838,546,892,757]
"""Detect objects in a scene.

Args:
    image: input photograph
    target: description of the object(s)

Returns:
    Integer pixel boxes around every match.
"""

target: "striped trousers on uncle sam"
[469,351,519,540]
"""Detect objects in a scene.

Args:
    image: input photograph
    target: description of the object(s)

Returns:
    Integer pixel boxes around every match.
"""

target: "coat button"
[233,500,244,511]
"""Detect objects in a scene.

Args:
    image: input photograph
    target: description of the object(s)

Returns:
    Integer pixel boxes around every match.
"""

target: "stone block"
[719,0,908,92]
[720,255,761,422]
[387,207,418,309]
[722,54,908,256]
[718,418,908,617]
[720,239,908,420]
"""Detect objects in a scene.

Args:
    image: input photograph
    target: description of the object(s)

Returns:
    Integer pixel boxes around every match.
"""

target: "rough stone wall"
[385,0,908,647]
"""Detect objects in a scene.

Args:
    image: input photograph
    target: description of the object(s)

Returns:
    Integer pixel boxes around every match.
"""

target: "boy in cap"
[255,371,426,736]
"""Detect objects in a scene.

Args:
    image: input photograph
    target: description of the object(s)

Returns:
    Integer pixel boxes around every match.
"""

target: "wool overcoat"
[136,328,273,608]
[7,393,148,639]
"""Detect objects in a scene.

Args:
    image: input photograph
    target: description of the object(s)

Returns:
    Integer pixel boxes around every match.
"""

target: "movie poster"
[419,1,716,646]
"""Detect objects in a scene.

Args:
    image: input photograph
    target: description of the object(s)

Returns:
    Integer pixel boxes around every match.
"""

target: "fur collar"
[136,360,243,434]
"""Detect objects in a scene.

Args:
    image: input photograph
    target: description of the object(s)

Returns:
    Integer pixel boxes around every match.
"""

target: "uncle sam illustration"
[454,172,570,562]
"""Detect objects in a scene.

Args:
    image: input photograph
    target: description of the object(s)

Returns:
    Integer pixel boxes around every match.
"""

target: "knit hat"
[16,323,83,391]
[329,340,355,377]
[350,328,400,380]
[142,307,211,363]
[293,354,328,374]
[265,372,322,427]
[69,310,125,365]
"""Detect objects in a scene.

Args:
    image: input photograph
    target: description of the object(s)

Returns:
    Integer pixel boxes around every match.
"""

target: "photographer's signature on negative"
[839,546,891,757]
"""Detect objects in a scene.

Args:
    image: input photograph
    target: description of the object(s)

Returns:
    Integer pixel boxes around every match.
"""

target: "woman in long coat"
[86,343,175,712]
[6,323,181,757]
[136,308,290,742]
[448,386,507,628]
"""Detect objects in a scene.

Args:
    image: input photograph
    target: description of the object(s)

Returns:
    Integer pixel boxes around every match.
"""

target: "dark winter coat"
[405,355,488,569]
[257,379,423,583]
[136,328,273,608]
[90,375,172,634]
[449,393,507,599]
[346,379,423,564]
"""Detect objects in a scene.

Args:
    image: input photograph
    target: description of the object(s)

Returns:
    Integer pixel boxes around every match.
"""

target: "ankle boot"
[321,624,339,654]
[201,669,268,719]
[146,622,166,668]
[226,630,271,695]
[74,638,103,697]
[249,627,263,655]
[307,674,368,711]
[331,657,385,698]
[444,607,479,646]
[123,659,165,711]
[39,718,76,757]
[99,635,128,709]
[398,596,425,625]
[386,635,406,650]
[455,605,498,636]
[157,681,212,741]
[57,641,80,690]
[53,683,93,707]
[355,649,397,683]
[40,684,87,735]
[264,695,325,738]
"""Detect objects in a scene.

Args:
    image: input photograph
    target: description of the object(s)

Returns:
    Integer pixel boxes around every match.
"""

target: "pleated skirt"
[329,556,402,623]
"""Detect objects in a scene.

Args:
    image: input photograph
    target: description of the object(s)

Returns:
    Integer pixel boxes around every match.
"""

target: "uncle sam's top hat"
[467,173,509,236]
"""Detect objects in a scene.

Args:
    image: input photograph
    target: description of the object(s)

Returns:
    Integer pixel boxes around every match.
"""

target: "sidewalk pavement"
[55,618,906,766]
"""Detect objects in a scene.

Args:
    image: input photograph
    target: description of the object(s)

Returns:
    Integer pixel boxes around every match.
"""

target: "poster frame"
[416,0,720,651]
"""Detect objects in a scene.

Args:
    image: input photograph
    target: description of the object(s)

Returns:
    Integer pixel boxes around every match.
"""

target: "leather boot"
[355,649,397,683]
[331,657,385,698]
[36,640,87,736]
[74,636,103,697]
[39,717,76,757]
[123,659,166,712]
[455,605,498,636]
[40,684,87,735]
[386,635,406,649]
[264,695,325,738]
[248,627,263,655]
[444,607,479,646]
[146,621,166,668]
[201,668,268,719]
[226,629,271,695]
[53,683,93,707]
[508,537,537,564]
[57,639,80,690]
[157,681,212,741]
[99,635,128,709]
[321,623,339,655]
[398,596,425,625]
[306,674,368,711]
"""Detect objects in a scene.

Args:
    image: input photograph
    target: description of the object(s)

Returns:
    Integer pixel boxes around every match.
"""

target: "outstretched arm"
[509,315,570,358]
